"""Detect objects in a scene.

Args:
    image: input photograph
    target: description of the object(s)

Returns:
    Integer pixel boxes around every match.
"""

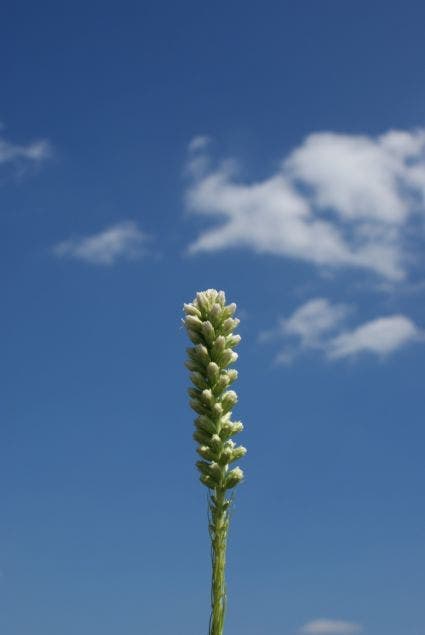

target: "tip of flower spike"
[217,290,226,305]
[184,290,246,492]
[195,290,218,314]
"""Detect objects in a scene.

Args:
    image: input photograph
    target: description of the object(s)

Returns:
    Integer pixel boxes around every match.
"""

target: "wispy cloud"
[188,135,211,153]
[53,221,149,265]
[261,298,351,348]
[300,619,362,635]
[0,129,52,174]
[262,298,422,363]
[185,134,212,177]
[185,129,425,281]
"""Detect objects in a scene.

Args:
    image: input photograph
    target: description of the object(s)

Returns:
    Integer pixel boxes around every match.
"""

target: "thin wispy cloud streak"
[261,298,422,364]
[53,221,149,265]
[0,130,52,172]
[185,129,425,281]
[300,618,362,635]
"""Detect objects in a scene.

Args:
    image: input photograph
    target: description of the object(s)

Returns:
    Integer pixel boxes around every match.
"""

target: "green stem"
[209,485,230,635]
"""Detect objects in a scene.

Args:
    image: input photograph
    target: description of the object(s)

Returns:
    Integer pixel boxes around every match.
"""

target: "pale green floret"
[221,317,240,335]
[210,434,222,452]
[212,374,230,396]
[188,387,201,400]
[200,474,216,489]
[191,371,207,390]
[193,429,211,445]
[212,402,224,418]
[230,446,247,461]
[226,368,238,383]
[226,334,241,347]
[183,303,201,317]
[202,320,216,344]
[207,361,220,384]
[219,419,243,440]
[197,445,216,461]
[225,467,244,489]
[185,314,203,330]
[221,390,238,413]
[218,349,238,367]
[196,415,217,434]
[212,336,226,358]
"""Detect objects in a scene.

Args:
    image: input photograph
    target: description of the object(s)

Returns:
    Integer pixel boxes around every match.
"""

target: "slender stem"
[209,485,230,635]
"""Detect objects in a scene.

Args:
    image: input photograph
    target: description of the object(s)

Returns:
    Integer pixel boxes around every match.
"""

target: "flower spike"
[183,289,246,635]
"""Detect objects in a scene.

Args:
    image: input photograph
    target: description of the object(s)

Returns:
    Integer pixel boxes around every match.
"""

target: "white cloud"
[328,314,422,359]
[0,135,51,166]
[263,298,422,363]
[300,619,362,635]
[185,129,425,280]
[285,130,425,223]
[53,221,149,265]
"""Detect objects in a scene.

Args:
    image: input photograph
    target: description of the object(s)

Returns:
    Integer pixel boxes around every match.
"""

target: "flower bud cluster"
[184,289,246,492]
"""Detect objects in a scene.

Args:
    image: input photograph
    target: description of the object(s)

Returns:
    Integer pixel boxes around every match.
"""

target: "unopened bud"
[226,369,238,384]
[185,359,199,372]
[225,467,244,489]
[212,336,226,356]
[207,461,222,481]
[185,314,203,332]
[188,387,201,400]
[201,320,215,344]
[210,303,223,324]
[226,334,241,348]
[190,372,207,390]
[201,388,214,405]
[196,460,222,484]
[210,434,222,452]
[223,302,237,318]
[218,447,233,465]
[207,362,220,384]
[217,291,226,306]
[183,303,201,317]
[230,446,247,462]
[222,317,240,335]
[221,390,238,413]
[196,291,212,314]
[213,373,230,395]
[190,399,206,415]
[186,328,202,344]
[212,402,223,418]
[230,421,244,434]
[200,474,215,489]
[219,349,238,367]
[196,415,216,434]
[194,344,210,364]
[196,445,216,461]
[219,420,244,439]
[193,429,212,445]
[196,460,211,476]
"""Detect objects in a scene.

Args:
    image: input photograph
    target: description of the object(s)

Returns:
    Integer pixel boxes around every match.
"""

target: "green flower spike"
[183,289,246,635]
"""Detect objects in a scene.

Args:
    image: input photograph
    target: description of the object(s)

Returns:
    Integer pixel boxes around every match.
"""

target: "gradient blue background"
[1,2,424,634]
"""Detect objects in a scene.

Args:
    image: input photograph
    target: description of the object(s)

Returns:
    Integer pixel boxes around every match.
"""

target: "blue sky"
[1,2,425,634]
